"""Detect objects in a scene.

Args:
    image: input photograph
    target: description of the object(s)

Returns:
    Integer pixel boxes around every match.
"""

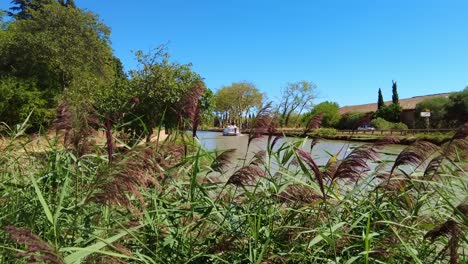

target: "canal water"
[196,131,405,167]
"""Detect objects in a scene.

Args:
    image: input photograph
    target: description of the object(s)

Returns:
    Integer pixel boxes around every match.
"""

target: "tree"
[304,101,340,128]
[445,88,468,127]
[337,112,366,130]
[375,81,402,122]
[377,88,384,110]
[278,81,316,127]
[392,80,399,105]
[126,47,202,141]
[0,2,116,127]
[0,77,50,129]
[213,82,263,127]
[8,0,75,20]
[415,96,450,128]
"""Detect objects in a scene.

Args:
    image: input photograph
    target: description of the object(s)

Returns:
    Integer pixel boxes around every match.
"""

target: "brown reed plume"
[54,102,100,156]
[5,226,64,264]
[330,144,379,182]
[92,144,184,211]
[390,141,440,176]
[270,135,283,150]
[227,164,266,187]
[247,102,274,146]
[276,184,323,205]
[441,123,468,159]
[294,147,325,198]
[210,148,236,173]
[424,202,468,264]
[302,113,323,136]
[423,155,446,180]
[250,150,266,166]
[179,80,206,137]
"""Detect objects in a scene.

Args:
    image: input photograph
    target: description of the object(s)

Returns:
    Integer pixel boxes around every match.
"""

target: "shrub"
[337,112,366,129]
[371,118,408,130]
[311,128,337,136]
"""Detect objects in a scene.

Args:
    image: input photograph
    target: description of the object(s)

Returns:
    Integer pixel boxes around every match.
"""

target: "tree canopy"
[303,101,340,128]
[377,88,384,110]
[0,1,116,128]
[213,82,263,127]
[278,81,316,127]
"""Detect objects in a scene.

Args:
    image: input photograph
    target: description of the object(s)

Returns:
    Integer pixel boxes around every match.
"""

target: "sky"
[1,0,467,107]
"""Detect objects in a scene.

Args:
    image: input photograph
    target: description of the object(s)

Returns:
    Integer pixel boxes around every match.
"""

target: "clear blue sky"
[1,0,467,107]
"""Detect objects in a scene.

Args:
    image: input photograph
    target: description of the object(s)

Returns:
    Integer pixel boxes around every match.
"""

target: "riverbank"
[202,128,455,145]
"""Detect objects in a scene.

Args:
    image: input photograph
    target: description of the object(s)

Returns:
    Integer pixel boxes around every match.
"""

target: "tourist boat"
[223,126,240,136]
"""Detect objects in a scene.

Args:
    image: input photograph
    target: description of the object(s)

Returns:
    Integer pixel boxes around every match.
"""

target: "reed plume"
[5,226,63,264]
[331,144,379,182]
[92,144,184,211]
[247,102,274,146]
[210,148,236,173]
[276,184,322,205]
[302,113,323,136]
[227,165,266,187]
[295,147,325,198]
[424,202,467,264]
[54,102,100,156]
[390,141,440,176]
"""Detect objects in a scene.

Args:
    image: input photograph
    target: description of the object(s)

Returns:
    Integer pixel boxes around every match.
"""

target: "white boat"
[223,126,240,136]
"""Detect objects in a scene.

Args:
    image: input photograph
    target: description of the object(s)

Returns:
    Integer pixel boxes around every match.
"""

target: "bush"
[371,118,408,130]
[392,122,408,130]
[337,112,366,129]
[311,128,337,136]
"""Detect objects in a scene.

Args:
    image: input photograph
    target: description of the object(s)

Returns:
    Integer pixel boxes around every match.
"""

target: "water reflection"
[196,131,404,167]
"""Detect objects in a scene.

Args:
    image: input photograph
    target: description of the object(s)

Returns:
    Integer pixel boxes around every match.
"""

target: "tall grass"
[0,121,467,263]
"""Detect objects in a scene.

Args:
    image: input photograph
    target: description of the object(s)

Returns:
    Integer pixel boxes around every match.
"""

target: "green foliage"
[377,88,384,110]
[375,103,402,122]
[278,81,316,127]
[8,0,76,20]
[446,88,468,127]
[415,96,450,128]
[0,2,117,129]
[0,3,115,90]
[1,127,466,263]
[214,82,263,127]
[337,112,366,129]
[370,117,408,130]
[0,77,53,129]
[392,80,399,105]
[305,101,340,128]
[311,127,337,136]
[126,47,202,139]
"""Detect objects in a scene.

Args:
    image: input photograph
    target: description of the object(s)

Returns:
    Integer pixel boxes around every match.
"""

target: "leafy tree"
[303,101,340,128]
[0,2,115,90]
[445,88,468,127]
[0,77,51,130]
[213,82,263,127]
[337,112,366,130]
[0,2,116,127]
[392,80,399,105]
[199,88,215,128]
[370,117,408,130]
[278,81,316,127]
[127,47,202,141]
[415,96,450,128]
[375,81,402,122]
[8,0,75,19]
[377,88,384,110]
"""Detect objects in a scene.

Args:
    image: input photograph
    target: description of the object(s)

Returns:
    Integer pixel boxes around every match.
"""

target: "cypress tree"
[377,88,384,109]
[392,80,399,105]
